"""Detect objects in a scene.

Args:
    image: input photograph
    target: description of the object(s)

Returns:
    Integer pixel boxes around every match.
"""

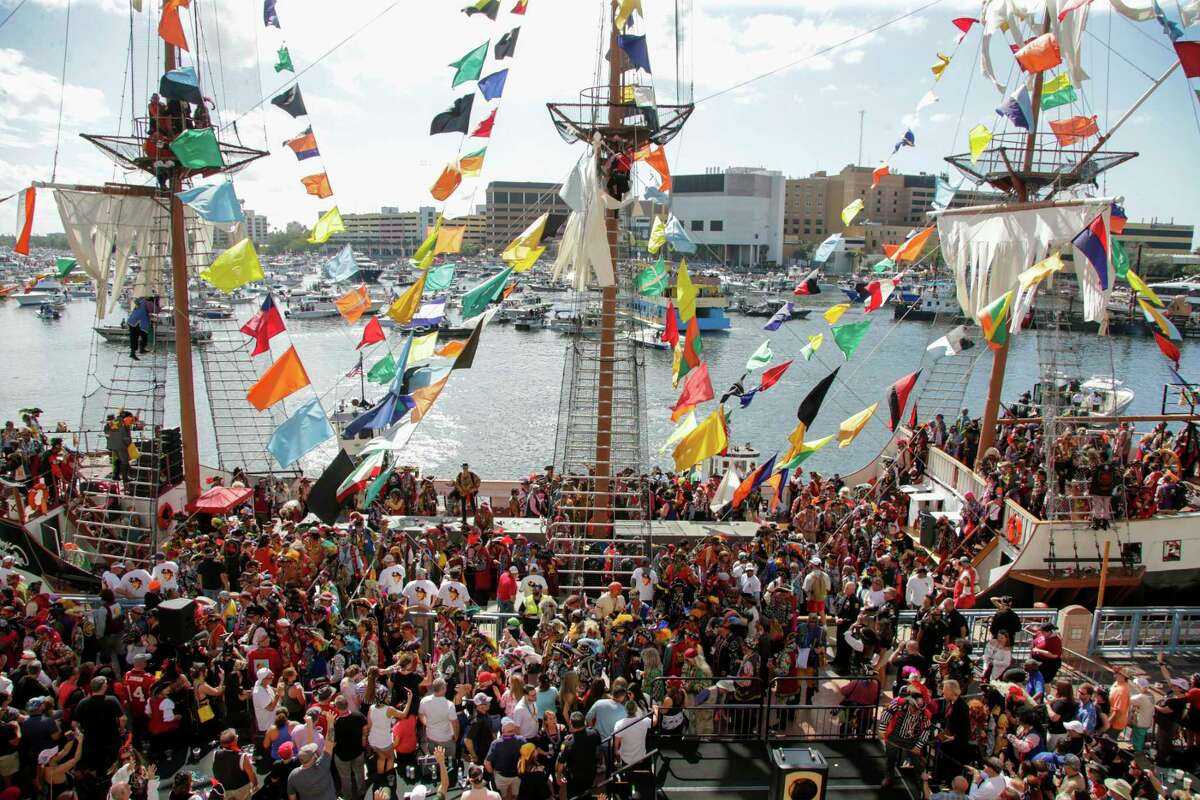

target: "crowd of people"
[0,405,1196,800]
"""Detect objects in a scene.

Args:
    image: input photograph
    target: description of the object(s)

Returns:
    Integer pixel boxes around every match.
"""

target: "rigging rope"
[50,0,73,183]
[0,0,27,31]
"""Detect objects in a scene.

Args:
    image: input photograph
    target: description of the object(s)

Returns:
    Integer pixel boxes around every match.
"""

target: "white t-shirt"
[614,715,652,765]
[905,575,932,608]
[152,561,180,591]
[402,579,438,608]
[378,565,407,595]
[101,571,122,592]
[438,580,469,610]
[740,573,761,599]
[119,569,152,598]
[419,694,457,742]
[252,683,276,731]
[630,568,657,602]
[518,574,548,597]
[864,588,887,608]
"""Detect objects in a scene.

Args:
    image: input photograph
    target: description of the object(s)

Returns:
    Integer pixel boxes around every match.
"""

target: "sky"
[2,0,1198,242]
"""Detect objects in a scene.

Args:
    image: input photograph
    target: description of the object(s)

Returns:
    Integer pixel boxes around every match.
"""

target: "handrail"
[566,748,659,800]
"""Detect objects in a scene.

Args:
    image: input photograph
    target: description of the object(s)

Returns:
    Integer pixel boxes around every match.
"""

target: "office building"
[243,208,270,246]
[669,167,786,266]
[329,206,437,256]
[1115,220,1196,259]
[485,181,570,250]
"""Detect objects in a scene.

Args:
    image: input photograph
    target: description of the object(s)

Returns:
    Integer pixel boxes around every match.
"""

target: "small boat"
[36,304,61,321]
[285,300,340,319]
[737,300,812,320]
[893,282,964,321]
[548,307,582,333]
[94,312,213,346]
[629,326,671,350]
[17,291,66,308]
[1011,374,1135,419]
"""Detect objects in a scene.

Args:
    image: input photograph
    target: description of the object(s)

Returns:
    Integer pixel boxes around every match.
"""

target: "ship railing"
[1088,606,1200,657]
[894,608,1057,660]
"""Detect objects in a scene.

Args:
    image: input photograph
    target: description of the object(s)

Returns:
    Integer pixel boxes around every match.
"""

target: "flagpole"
[359,352,365,404]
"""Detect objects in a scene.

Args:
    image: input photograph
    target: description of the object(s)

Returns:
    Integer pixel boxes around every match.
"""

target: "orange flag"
[635,144,672,191]
[301,173,333,199]
[1048,115,1098,146]
[159,0,191,51]
[334,285,370,323]
[410,375,450,422]
[893,226,935,262]
[430,165,462,201]
[435,341,467,358]
[246,346,311,410]
[872,164,890,188]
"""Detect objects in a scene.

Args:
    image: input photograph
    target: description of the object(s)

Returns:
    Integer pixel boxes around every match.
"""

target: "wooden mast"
[164,21,202,503]
[975,13,1052,469]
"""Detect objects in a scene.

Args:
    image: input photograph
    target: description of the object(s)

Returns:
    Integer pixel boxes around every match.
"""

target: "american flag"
[346,364,363,378]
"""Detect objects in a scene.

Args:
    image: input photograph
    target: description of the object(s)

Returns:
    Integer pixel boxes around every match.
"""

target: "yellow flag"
[647,215,667,254]
[675,259,697,323]
[671,343,683,388]
[615,0,642,29]
[413,217,442,263]
[502,213,548,271]
[1127,269,1163,306]
[823,303,850,324]
[200,238,263,293]
[931,53,951,80]
[386,272,427,325]
[659,410,697,453]
[407,331,439,367]
[308,206,345,244]
[786,418,809,456]
[784,433,835,464]
[434,226,465,255]
[968,124,992,164]
[672,408,727,473]
[800,333,823,361]
[1018,253,1065,288]
[841,198,864,226]
[414,250,435,270]
[837,402,878,448]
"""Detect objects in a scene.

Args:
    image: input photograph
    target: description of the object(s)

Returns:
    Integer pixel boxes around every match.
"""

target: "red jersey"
[123,669,156,717]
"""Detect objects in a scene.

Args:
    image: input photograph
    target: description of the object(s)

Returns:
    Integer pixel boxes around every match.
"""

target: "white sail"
[550,135,630,290]
[935,199,1114,324]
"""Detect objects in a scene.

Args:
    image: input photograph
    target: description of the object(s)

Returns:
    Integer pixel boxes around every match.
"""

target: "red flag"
[871,164,889,188]
[792,267,820,296]
[1175,41,1200,79]
[863,278,897,312]
[1057,0,1093,20]
[759,360,793,392]
[661,300,679,348]
[731,453,777,508]
[887,369,922,431]
[683,316,702,368]
[472,109,497,138]
[908,401,918,430]
[1154,331,1181,368]
[670,362,713,421]
[952,17,979,42]
[12,186,34,256]
[357,316,385,350]
[239,294,286,356]
[512,0,527,13]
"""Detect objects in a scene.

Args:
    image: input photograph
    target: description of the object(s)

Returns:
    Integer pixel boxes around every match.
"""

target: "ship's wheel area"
[81,116,268,181]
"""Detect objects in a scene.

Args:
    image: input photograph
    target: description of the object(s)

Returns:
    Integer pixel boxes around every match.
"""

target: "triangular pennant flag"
[176,182,244,223]
[309,207,345,244]
[407,331,439,367]
[512,0,527,12]
[800,333,823,361]
[763,302,792,332]
[617,34,651,72]
[335,285,371,324]
[201,238,264,293]
[268,399,334,467]
[670,362,713,422]
[307,451,355,524]
[745,340,773,372]
[270,85,307,118]
[780,434,835,468]
[449,41,490,87]
[759,360,793,392]
[823,303,849,324]
[263,0,279,27]
[502,213,549,269]
[893,227,935,262]
[887,370,921,431]
[1139,298,1182,341]
[976,290,1014,350]
[387,273,428,326]
[284,127,320,161]
[660,410,697,454]
[56,257,77,278]
[635,256,669,296]
[478,69,509,101]
[246,346,311,410]
[459,147,487,177]
[647,215,667,254]
[12,186,34,255]
[841,198,864,226]
[1071,213,1110,290]
[793,267,821,296]
[357,316,386,350]
[240,294,286,356]
[915,90,938,113]
[1014,32,1062,73]
[931,52,951,79]
[1154,331,1181,367]
[323,245,359,283]
[837,403,878,448]
[463,0,500,19]
[1126,269,1162,306]
[795,367,839,437]
[495,27,520,59]
[730,454,777,508]
[709,467,740,513]
[434,226,466,255]
[675,260,697,323]
[461,268,513,319]
[968,124,992,163]
[661,300,680,348]
[471,108,497,138]
[831,319,871,360]
[871,164,890,188]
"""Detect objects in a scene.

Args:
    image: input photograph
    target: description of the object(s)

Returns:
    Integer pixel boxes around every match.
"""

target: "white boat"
[629,325,671,350]
[94,312,212,346]
[16,291,65,307]
[285,300,340,319]
[1014,374,1135,419]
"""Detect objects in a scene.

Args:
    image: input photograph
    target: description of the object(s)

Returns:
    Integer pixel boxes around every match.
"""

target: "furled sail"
[551,135,626,290]
[934,199,1114,324]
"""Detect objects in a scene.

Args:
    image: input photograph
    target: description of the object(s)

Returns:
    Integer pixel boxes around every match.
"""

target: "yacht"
[893,281,964,321]
[1011,374,1135,419]
[630,270,732,332]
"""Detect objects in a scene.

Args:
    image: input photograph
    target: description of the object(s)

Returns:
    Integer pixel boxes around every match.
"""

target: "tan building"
[485,181,570,250]
[328,206,437,256]
[445,210,488,253]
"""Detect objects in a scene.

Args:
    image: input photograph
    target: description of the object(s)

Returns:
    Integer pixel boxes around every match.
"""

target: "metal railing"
[1088,607,1200,657]
[895,608,1057,659]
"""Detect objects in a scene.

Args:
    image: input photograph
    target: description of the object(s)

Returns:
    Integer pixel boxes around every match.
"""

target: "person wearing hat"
[878,684,932,788]
[484,718,525,800]
[464,692,498,768]
[1103,778,1134,800]
[1154,675,1190,762]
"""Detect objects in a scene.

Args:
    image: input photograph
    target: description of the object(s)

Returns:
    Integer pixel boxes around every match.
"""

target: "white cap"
[1063,720,1086,733]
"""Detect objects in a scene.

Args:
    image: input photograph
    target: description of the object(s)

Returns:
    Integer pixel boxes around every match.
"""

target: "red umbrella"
[188,486,253,515]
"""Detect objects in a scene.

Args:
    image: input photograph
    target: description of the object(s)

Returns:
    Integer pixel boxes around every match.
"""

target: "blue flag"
[388,335,414,393]
[891,128,915,154]
[176,182,245,224]
[478,69,509,100]
[323,245,359,282]
[618,34,651,72]
[931,176,963,211]
[813,234,842,264]
[739,389,758,408]
[664,215,696,253]
[268,399,334,467]
[995,85,1033,130]
[763,302,792,331]
[341,393,413,438]
[410,298,448,328]
[160,66,203,105]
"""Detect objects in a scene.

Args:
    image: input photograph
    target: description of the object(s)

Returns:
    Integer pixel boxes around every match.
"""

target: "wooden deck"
[1009,566,1145,605]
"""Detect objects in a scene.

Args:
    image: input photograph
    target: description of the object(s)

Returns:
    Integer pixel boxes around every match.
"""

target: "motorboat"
[629,325,671,350]
[1011,374,1135,419]
[36,304,61,321]
[94,312,212,346]
[17,290,67,308]
[285,299,341,319]
[736,299,813,320]
[893,281,964,321]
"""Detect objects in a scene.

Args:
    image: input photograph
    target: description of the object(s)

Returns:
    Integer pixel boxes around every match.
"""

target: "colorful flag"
[322,245,357,283]
[270,85,307,117]
[891,129,915,154]
[449,41,490,87]
[463,0,500,18]
[1154,331,1181,367]
[763,302,792,332]
[159,0,190,50]
[301,173,333,199]
[745,340,773,371]
[335,285,371,324]
[635,145,672,191]
[386,273,428,326]
[246,346,311,410]
[471,108,497,138]
[1111,239,1130,280]
[495,27,520,59]
[1154,0,1184,40]
[501,213,549,270]
[1140,298,1182,341]
[823,303,849,324]
[660,410,697,453]
[616,0,642,28]
[425,264,455,294]
[759,360,793,392]
[263,0,279,27]
[240,294,286,356]
[680,316,703,376]
[478,69,509,100]
[1126,269,1163,306]
[201,238,264,292]
[274,45,293,73]
[12,186,34,255]
[1176,41,1200,78]
[309,207,345,244]
[1015,32,1062,72]
[674,260,697,322]
[635,256,668,295]
[794,367,839,442]
[672,407,727,473]
[953,16,979,40]
[670,362,713,421]
[1110,203,1127,235]
[336,450,387,502]
[968,124,992,163]
[176,181,243,223]
[268,399,334,467]
[863,278,897,312]
[1009,253,1065,331]
[709,467,740,513]
[411,299,447,328]
[661,300,680,348]
[837,403,878,448]
[871,164,890,188]
[665,215,696,253]
[169,128,224,169]
[461,267,513,319]
[1071,212,1110,290]
[1049,115,1099,146]
[431,94,476,136]
[886,370,921,431]
[996,85,1033,129]
[832,319,871,360]
[1040,73,1077,109]
[406,331,439,367]
[793,267,821,295]
[976,290,1014,350]
[800,333,823,361]
[284,128,319,160]
[730,454,777,508]
[160,66,203,105]
[618,34,651,72]
[512,0,527,12]
[367,353,397,385]
[931,53,951,79]
[841,198,864,226]
[893,227,935,262]
[56,257,77,277]
[459,147,487,177]
[434,226,465,255]
[780,434,835,468]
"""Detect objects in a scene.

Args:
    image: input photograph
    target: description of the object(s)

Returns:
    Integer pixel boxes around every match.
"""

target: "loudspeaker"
[770,748,828,800]
[157,598,197,645]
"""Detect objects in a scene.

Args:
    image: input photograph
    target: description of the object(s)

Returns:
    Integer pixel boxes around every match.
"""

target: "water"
[0,294,1189,478]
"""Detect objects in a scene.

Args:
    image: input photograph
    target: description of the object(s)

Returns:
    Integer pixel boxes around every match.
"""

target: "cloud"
[0,49,108,128]
[841,50,866,64]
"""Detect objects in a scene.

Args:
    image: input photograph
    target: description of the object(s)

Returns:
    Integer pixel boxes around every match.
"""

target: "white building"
[669,168,786,267]
[242,207,270,246]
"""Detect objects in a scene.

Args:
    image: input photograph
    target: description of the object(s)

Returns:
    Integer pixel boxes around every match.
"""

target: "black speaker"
[157,598,197,645]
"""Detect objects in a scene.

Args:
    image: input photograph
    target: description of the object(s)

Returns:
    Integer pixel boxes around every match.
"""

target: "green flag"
[745,340,773,372]
[362,461,395,508]
[460,267,513,319]
[367,353,397,385]
[831,319,871,360]
[56,257,77,277]
[169,128,224,169]
[635,256,668,295]
[275,45,294,73]
[449,41,489,88]
[1111,239,1130,280]
[872,257,894,274]
[425,262,456,293]
[1040,74,1076,110]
